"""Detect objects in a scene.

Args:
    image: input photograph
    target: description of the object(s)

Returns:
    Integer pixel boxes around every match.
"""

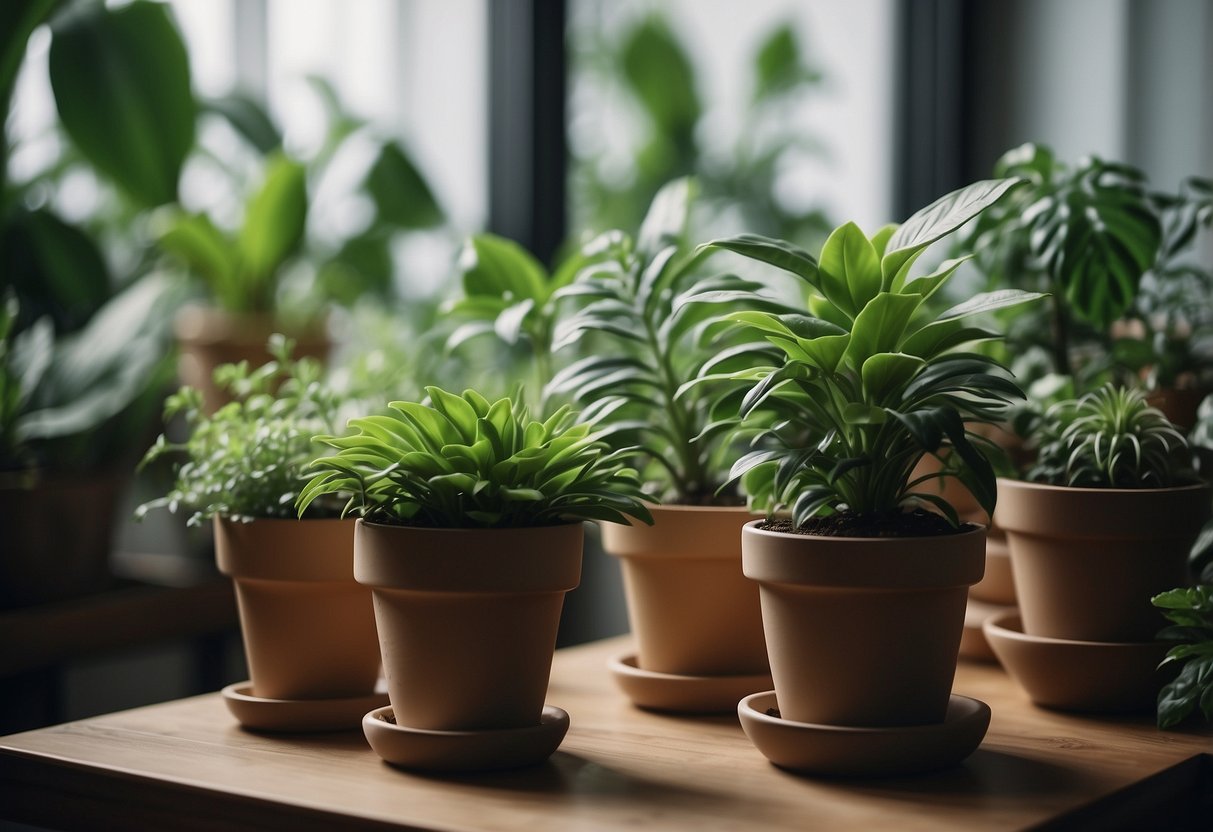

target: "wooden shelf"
[1,636,1210,831]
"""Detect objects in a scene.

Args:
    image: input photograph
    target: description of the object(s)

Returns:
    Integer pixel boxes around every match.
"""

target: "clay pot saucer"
[608,653,773,714]
[959,599,1017,662]
[738,691,990,777]
[983,611,1170,713]
[222,681,389,732]
[362,705,569,772]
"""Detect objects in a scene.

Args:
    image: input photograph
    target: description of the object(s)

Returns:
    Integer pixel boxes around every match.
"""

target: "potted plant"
[998,385,1210,643]
[0,279,179,609]
[1152,585,1213,729]
[700,178,1041,736]
[297,386,650,767]
[138,337,382,715]
[547,179,792,706]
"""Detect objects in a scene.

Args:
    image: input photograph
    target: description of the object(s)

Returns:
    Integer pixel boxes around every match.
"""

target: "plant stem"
[1050,290,1074,378]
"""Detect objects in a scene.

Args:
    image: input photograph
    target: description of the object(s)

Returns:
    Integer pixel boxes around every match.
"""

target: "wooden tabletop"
[1,636,1210,831]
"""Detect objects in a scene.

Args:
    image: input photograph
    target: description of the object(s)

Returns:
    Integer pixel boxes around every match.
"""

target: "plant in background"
[297,387,651,529]
[1120,177,1213,391]
[137,336,343,525]
[958,143,1162,384]
[0,277,179,474]
[1153,585,1213,729]
[569,10,831,246]
[442,235,587,401]
[547,178,790,503]
[704,179,1044,529]
[1026,384,1195,488]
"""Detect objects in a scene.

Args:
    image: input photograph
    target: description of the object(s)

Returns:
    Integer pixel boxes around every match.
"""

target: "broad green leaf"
[620,16,700,139]
[704,234,821,289]
[818,221,881,318]
[365,140,444,229]
[900,322,1000,360]
[157,212,237,304]
[895,255,971,298]
[237,153,308,299]
[882,178,1023,279]
[426,387,480,443]
[841,293,921,371]
[50,0,194,206]
[202,92,281,154]
[2,209,110,333]
[938,289,1047,322]
[753,23,816,101]
[460,234,548,304]
[861,353,926,403]
[637,177,693,257]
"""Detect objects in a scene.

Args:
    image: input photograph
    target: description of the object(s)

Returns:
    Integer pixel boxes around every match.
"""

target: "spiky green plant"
[1028,384,1194,488]
[297,387,652,528]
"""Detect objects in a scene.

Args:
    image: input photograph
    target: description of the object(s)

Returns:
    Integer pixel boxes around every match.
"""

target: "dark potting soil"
[760,508,972,538]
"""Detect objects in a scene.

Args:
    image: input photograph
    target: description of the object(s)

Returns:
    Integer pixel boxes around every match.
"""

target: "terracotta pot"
[1146,387,1207,432]
[996,479,1210,642]
[175,305,329,413]
[215,516,380,700]
[600,505,768,676]
[355,520,582,731]
[969,530,1015,606]
[742,521,985,727]
[0,472,121,610]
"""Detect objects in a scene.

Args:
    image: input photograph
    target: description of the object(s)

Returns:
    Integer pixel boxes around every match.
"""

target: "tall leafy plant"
[705,179,1045,528]
[547,178,790,503]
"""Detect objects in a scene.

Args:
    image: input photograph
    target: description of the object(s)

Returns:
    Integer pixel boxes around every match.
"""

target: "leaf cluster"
[1,277,180,473]
[1027,385,1194,488]
[137,336,343,525]
[297,387,652,529]
[703,179,1045,528]
[1153,586,1213,729]
[547,179,788,502]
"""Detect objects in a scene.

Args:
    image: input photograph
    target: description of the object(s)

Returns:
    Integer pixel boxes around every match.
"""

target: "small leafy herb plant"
[703,179,1044,530]
[297,387,652,528]
[137,336,343,524]
[1027,385,1195,488]
[1153,585,1213,729]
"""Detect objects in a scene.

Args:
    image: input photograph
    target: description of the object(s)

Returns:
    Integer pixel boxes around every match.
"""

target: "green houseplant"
[0,278,178,609]
[699,179,1042,740]
[1152,585,1213,729]
[548,179,791,705]
[998,385,1209,645]
[138,339,382,715]
[297,387,649,767]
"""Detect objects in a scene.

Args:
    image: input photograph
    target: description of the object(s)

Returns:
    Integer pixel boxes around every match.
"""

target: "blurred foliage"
[960,143,1213,398]
[570,9,832,248]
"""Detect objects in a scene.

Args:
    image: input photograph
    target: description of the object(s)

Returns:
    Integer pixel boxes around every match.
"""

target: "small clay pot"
[969,531,1015,606]
[215,516,380,700]
[600,505,768,676]
[355,520,582,731]
[742,521,985,727]
[996,479,1211,642]
[1146,387,1208,433]
[175,305,329,413]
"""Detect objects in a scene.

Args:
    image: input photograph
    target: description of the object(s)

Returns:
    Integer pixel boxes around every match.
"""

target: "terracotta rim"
[742,521,986,589]
[364,704,568,738]
[601,503,759,561]
[996,479,1211,539]
[215,517,355,582]
[355,519,583,593]
[738,691,988,733]
[983,610,1162,649]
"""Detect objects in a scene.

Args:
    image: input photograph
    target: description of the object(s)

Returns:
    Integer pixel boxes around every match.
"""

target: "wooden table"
[1,636,1210,831]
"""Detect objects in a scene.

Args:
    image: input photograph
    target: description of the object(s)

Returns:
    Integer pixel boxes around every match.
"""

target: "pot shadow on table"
[786,747,1096,806]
